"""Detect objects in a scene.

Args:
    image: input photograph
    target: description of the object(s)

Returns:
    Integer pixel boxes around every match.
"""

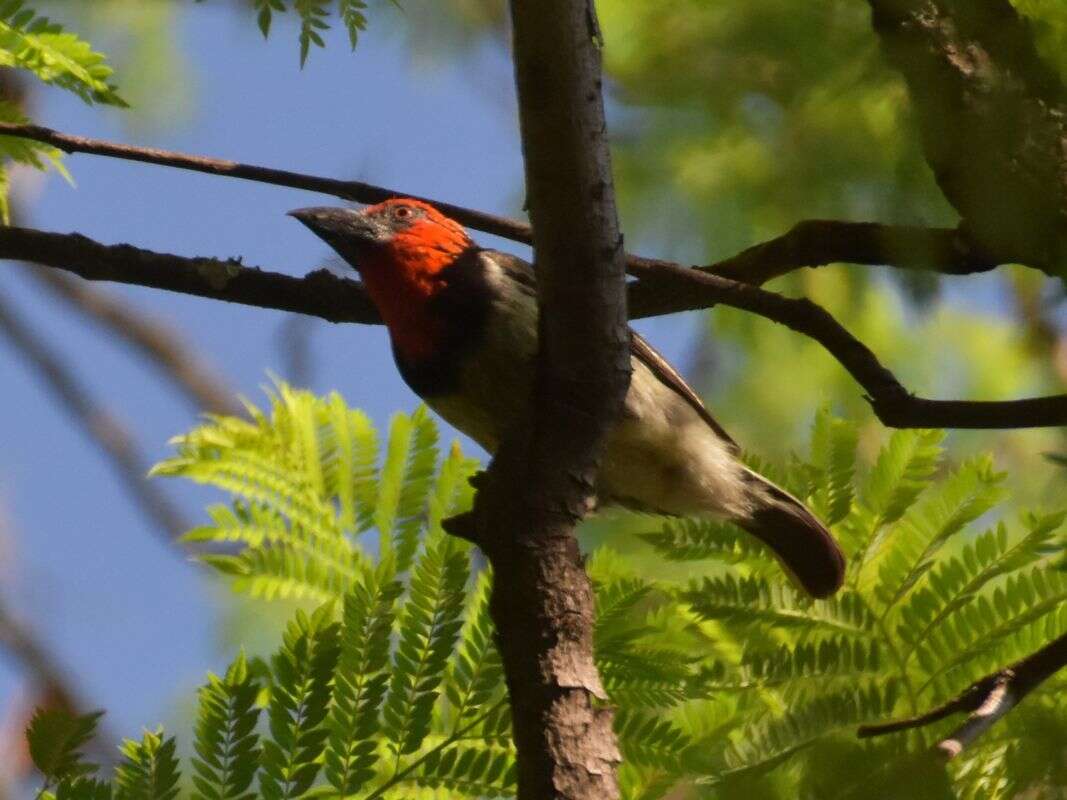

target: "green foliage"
[381,535,468,756]
[28,390,1067,799]
[0,98,68,222]
[259,605,340,799]
[191,652,261,800]
[323,566,400,795]
[26,708,103,788]
[114,729,181,800]
[238,0,382,64]
[627,418,1067,798]
[0,1,124,105]
[0,1,123,221]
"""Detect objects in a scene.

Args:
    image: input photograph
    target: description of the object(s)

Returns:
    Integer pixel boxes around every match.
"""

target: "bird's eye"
[395,206,411,219]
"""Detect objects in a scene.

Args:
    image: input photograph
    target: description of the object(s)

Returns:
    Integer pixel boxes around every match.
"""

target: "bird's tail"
[734,469,846,599]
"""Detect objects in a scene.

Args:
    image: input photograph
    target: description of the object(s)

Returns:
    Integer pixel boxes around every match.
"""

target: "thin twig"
[0,292,189,541]
[0,122,534,245]
[1,225,1063,429]
[25,266,240,415]
[707,220,998,286]
[857,630,1067,758]
[0,123,1010,281]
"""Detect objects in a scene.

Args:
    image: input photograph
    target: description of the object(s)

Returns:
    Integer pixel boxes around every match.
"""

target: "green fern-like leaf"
[427,440,478,538]
[324,566,402,796]
[382,536,469,755]
[916,567,1067,694]
[416,744,516,799]
[845,428,945,567]
[190,651,261,800]
[114,729,180,800]
[734,637,882,693]
[0,98,70,222]
[866,455,1008,613]
[807,408,858,526]
[444,571,505,726]
[55,778,113,800]
[157,390,457,602]
[132,399,1067,797]
[896,511,1066,663]
[338,0,368,48]
[253,0,286,38]
[26,708,102,786]
[259,604,341,800]
[615,709,694,771]
[375,406,439,572]
[294,0,330,66]
[684,575,875,637]
[717,682,899,783]
[323,393,379,533]
[638,517,774,566]
[0,3,125,105]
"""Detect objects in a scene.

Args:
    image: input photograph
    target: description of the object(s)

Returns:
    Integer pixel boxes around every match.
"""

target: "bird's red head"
[289,199,475,360]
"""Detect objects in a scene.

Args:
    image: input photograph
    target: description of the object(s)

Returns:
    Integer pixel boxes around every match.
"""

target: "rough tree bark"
[456,1,630,798]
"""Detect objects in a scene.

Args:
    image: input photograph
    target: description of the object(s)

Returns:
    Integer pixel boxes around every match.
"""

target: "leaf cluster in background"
[241,0,376,65]
[24,388,1067,799]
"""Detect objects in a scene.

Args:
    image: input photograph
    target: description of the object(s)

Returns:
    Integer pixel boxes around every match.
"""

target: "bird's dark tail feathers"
[736,470,846,599]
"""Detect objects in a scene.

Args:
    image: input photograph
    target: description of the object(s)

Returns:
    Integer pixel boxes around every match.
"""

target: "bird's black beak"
[287,206,386,246]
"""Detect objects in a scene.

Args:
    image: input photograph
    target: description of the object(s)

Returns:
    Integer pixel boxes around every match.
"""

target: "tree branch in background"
[275,315,315,388]
[708,220,998,286]
[0,122,535,246]
[24,266,240,416]
[462,0,629,796]
[0,225,382,323]
[858,630,1067,759]
[0,596,115,768]
[867,0,1067,277]
[0,601,80,719]
[625,256,1067,429]
[0,293,188,541]
[0,123,1017,282]
[1,225,1064,429]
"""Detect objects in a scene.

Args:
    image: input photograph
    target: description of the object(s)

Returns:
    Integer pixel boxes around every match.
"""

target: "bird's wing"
[629,330,739,452]
[484,249,739,452]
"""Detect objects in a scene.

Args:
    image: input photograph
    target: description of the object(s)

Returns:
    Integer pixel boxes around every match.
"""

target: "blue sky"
[0,2,700,754]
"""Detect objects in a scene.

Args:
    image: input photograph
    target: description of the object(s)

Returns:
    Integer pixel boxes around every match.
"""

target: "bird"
[289,198,846,598]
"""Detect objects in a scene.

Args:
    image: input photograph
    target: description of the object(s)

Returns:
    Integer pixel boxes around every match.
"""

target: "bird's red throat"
[356,215,471,363]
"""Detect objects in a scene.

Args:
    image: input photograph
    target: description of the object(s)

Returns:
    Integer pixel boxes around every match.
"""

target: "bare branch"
[707,220,998,286]
[0,122,534,245]
[0,293,188,541]
[626,256,1067,428]
[858,630,1067,759]
[25,267,240,415]
[2,225,1064,429]
[0,225,382,323]
[0,122,1015,282]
